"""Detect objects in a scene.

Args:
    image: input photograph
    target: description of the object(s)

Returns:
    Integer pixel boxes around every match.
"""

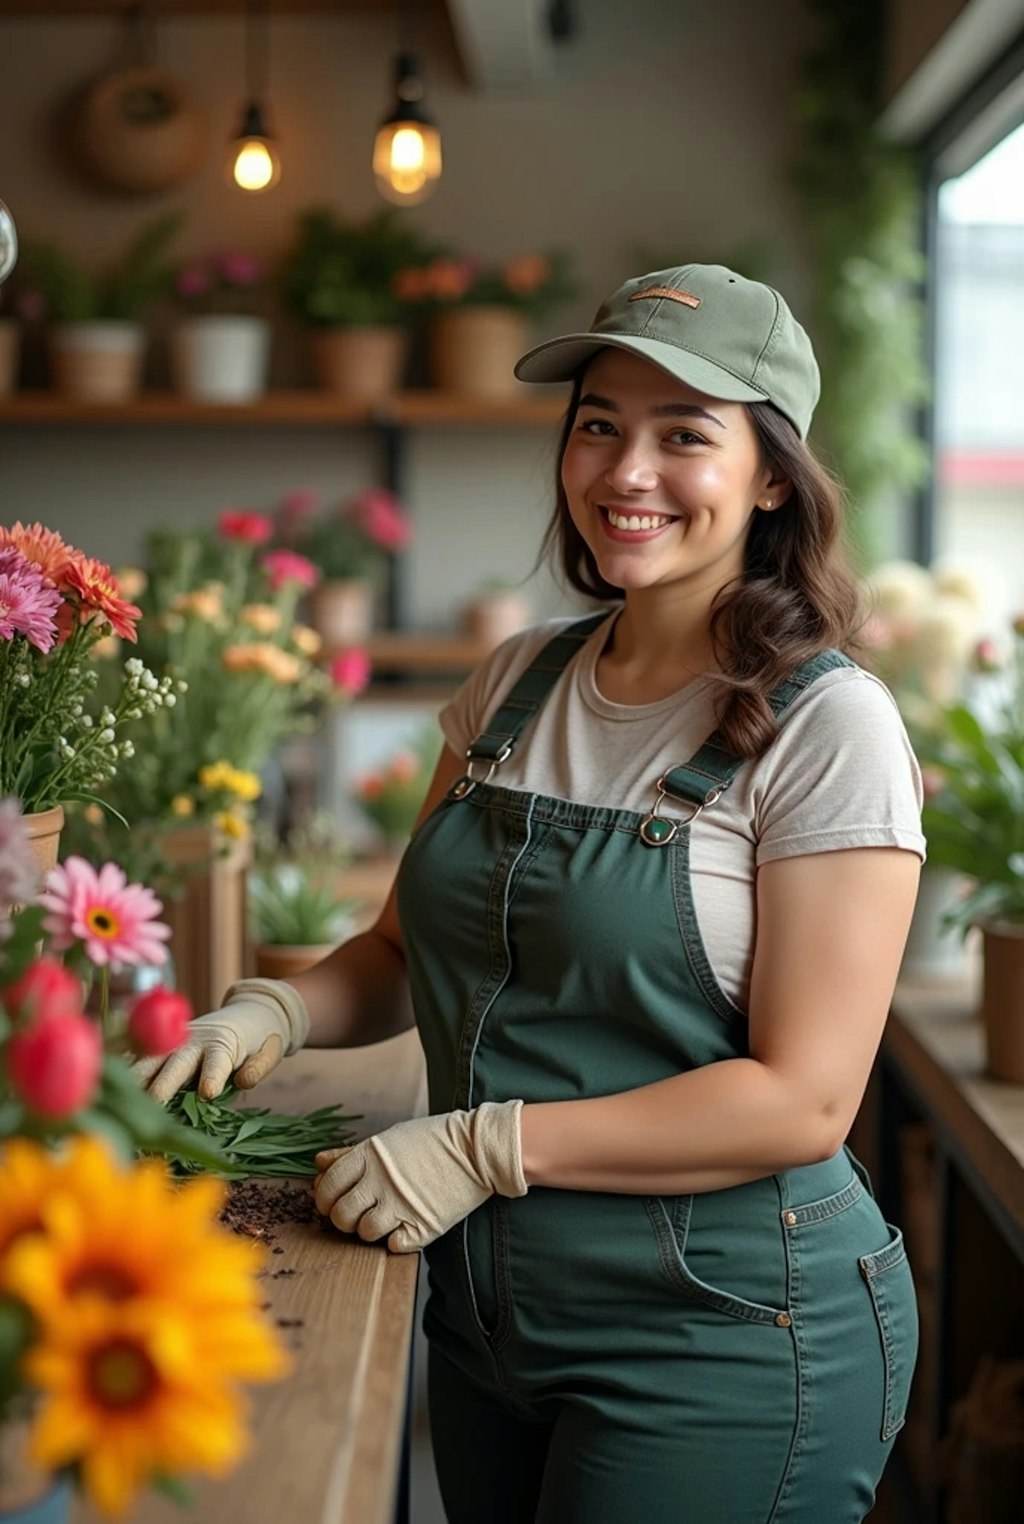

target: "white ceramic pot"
[171,314,270,403]
[900,865,969,982]
[50,321,145,402]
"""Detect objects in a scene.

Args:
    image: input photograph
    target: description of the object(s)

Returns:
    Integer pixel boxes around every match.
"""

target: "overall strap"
[466,612,609,763]
[661,649,856,806]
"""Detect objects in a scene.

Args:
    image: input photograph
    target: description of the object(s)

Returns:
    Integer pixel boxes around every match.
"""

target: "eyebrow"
[578,392,726,430]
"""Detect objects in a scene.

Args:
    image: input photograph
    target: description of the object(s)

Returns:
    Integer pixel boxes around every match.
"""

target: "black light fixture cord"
[245,0,270,103]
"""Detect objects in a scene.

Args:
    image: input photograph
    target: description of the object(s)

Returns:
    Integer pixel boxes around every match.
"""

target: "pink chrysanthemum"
[0,546,62,652]
[39,857,171,970]
[261,549,320,592]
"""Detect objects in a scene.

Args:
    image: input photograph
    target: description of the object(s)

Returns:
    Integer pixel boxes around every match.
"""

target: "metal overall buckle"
[449,741,513,801]
[639,779,725,847]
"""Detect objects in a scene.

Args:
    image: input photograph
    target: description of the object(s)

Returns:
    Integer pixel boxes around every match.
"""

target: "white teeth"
[605,508,673,532]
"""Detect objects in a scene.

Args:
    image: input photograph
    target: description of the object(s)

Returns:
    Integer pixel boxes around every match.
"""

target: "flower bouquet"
[0,801,290,1519]
[353,730,440,850]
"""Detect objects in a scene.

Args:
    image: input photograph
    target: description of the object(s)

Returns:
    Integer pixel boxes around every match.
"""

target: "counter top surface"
[75,1027,428,1524]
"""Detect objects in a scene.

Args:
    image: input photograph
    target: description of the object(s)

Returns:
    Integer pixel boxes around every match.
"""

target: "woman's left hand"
[314,1099,527,1253]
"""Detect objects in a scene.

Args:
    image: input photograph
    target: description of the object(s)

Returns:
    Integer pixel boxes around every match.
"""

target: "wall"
[0,0,814,627]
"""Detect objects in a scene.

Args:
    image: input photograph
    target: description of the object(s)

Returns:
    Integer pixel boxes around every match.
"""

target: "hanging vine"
[791,0,929,566]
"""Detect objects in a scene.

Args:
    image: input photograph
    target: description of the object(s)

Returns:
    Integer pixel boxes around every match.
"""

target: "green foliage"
[791,0,929,566]
[249,813,360,945]
[162,1082,359,1178]
[917,627,1024,934]
[17,212,183,323]
[280,207,439,328]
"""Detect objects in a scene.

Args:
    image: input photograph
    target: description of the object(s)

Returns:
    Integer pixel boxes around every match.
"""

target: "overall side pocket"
[859,1224,919,1441]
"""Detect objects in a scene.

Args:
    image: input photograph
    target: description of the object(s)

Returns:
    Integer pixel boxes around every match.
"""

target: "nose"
[602,436,660,495]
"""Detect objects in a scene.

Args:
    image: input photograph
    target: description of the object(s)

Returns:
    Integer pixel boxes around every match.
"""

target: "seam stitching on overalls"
[670,828,746,1024]
[766,1205,807,1522]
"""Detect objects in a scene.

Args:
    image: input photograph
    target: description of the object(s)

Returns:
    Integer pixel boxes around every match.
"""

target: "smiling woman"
[142,262,925,1524]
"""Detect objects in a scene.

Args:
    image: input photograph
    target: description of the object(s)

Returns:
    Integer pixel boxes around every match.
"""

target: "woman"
[139,264,924,1523]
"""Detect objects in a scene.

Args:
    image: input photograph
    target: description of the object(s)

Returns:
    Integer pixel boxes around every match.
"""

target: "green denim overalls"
[396,615,919,1524]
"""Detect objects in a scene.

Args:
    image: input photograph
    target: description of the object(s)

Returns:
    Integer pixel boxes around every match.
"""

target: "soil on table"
[219,1178,321,1246]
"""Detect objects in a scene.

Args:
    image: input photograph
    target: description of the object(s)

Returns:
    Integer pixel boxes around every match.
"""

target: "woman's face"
[560,348,783,597]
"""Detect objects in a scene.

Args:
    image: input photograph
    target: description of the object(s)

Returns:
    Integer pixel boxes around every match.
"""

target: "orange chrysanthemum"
[0,520,74,588]
[62,555,142,642]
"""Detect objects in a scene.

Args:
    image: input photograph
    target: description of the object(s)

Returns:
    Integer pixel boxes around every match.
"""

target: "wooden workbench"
[77,1027,429,1524]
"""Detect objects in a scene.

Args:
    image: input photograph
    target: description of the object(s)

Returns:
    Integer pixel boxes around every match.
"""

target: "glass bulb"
[373,122,442,206]
[0,199,18,283]
[230,137,281,193]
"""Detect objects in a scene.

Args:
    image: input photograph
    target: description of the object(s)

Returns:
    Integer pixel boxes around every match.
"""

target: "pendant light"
[373,17,442,208]
[228,0,280,193]
[0,199,17,284]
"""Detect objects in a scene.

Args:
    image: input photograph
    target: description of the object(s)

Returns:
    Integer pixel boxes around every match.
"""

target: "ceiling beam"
[444,0,555,91]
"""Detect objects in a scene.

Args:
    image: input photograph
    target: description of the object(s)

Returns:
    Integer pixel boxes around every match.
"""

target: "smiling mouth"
[598,505,678,535]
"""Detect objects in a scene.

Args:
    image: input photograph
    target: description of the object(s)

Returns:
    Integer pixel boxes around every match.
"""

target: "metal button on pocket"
[775,1311,792,1328]
[783,1211,798,1227]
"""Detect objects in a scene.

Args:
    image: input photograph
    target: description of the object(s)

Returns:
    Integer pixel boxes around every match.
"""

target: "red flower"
[219,510,274,545]
[329,647,372,696]
[261,549,320,592]
[3,957,84,1023]
[127,985,192,1056]
[60,555,142,643]
[7,1009,102,1117]
[348,489,411,552]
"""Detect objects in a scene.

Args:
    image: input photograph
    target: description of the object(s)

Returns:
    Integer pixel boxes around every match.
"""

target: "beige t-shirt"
[439,611,926,1012]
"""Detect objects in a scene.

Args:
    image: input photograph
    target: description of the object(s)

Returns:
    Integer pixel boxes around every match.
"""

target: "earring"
[765,498,773,509]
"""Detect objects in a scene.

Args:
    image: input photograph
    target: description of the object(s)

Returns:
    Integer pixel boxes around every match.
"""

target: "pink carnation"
[261,549,320,592]
[0,546,62,652]
[175,264,211,298]
[329,647,372,696]
[40,857,171,970]
[348,488,411,552]
[219,251,262,286]
[219,510,274,545]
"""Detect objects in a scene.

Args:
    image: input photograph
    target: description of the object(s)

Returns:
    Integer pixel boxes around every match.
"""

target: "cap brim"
[514,332,769,406]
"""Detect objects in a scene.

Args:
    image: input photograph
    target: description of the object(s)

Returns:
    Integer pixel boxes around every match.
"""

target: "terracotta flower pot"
[429,306,530,398]
[50,321,145,402]
[310,327,407,400]
[22,805,64,880]
[309,578,375,646]
[979,920,1024,1082]
[461,589,533,652]
[254,942,337,980]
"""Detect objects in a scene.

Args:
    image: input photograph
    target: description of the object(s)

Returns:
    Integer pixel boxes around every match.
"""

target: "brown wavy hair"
[534,369,864,758]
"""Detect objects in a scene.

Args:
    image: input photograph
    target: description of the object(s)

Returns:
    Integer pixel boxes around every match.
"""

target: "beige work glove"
[134,977,310,1103]
[314,1099,527,1253]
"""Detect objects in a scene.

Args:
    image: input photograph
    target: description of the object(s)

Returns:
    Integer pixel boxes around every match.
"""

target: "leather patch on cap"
[628,286,701,309]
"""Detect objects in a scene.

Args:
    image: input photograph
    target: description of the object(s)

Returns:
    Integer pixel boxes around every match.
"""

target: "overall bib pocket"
[859,1224,919,1441]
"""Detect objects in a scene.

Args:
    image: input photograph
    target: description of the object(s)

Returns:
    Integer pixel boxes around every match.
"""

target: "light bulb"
[228,102,281,192]
[373,121,442,206]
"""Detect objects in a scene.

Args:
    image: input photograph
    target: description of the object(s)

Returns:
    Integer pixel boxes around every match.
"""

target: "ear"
[756,468,793,513]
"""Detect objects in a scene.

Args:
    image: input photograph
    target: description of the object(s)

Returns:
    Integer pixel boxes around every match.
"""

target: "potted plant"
[916,613,1024,1080]
[460,575,534,652]
[170,248,270,403]
[279,486,412,646]
[353,730,439,853]
[0,520,174,875]
[396,248,575,398]
[249,814,361,979]
[15,213,181,402]
[279,207,436,399]
[858,559,985,981]
[0,803,289,1522]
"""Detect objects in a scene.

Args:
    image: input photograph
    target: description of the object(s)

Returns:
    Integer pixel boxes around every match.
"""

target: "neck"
[608,582,724,681]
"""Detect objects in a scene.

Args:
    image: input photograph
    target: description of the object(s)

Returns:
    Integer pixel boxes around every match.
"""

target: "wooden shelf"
[0,389,567,428]
[363,631,493,672]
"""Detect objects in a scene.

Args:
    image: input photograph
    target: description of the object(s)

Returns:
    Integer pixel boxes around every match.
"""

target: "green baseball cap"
[514,263,820,439]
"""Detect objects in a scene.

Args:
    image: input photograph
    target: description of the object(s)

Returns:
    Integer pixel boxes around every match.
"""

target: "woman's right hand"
[134,977,310,1102]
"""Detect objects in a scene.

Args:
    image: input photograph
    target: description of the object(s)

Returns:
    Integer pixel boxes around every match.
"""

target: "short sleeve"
[438,618,582,758]
[753,668,927,865]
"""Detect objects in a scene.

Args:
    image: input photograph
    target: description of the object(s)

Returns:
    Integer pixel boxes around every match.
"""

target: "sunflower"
[0,1137,65,1270]
[3,1138,289,1518]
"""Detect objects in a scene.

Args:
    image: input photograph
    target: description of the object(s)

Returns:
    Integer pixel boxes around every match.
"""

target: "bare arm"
[286,743,467,1048]
[519,846,921,1194]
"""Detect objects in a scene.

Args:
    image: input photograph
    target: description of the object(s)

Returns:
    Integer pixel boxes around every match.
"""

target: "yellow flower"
[198,761,234,792]
[240,603,281,635]
[170,794,195,818]
[226,769,261,803]
[2,1138,288,1519]
[222,643,302,684]
[0,1138,63,1272]
[214,810,249,840]
[83,803,104,825]
[291,624,322,658]
[173,590,222,623]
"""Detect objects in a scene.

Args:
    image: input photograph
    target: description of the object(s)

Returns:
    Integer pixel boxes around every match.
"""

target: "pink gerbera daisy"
[0,547,62,652]
[39,857,171,970]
